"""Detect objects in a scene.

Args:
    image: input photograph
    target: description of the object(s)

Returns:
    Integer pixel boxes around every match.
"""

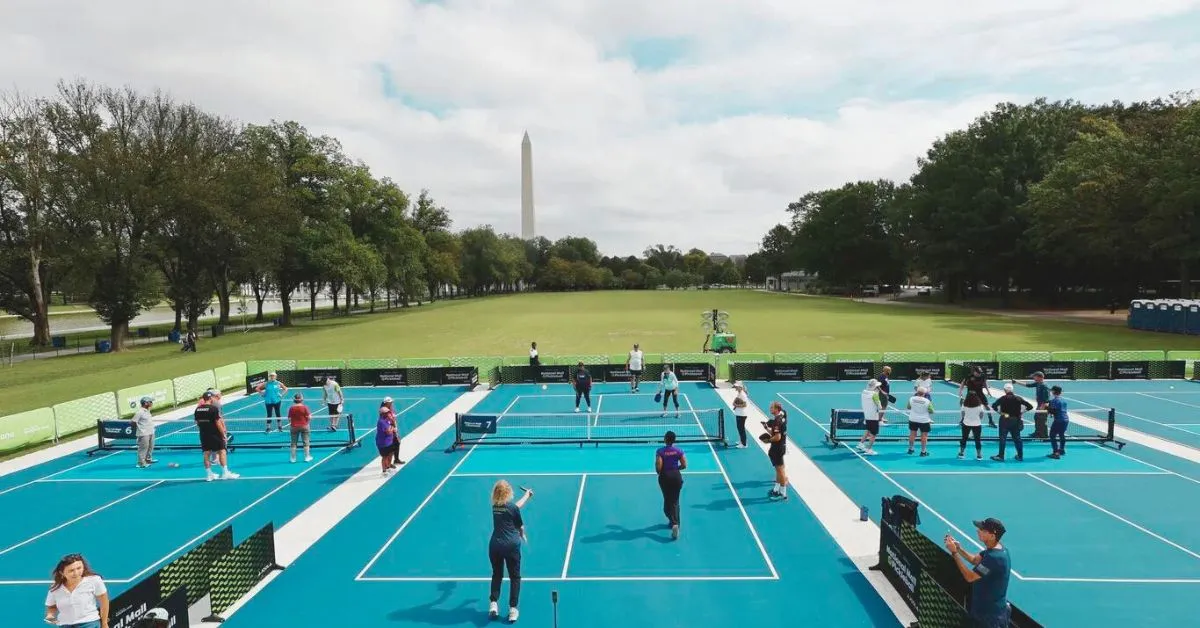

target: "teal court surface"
[0,385,464,619]
[748,378,1200,628]
[220,382,902,627]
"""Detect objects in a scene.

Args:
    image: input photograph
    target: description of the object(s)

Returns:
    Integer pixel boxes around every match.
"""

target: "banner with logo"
[458,414,498,435]
[117,381,176,419]
[835,362,875,381]
[536,365,571,383]
[440,366,479,387]
[672,363,710,381]
[1110,361,1150,379]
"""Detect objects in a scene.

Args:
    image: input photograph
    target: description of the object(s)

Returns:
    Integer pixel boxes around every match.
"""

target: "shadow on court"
[387,582,490,627]
[578,523,674,544]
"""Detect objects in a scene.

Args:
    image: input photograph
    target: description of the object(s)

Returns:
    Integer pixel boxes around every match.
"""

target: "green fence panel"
[882,352,941,362]
[173,370,217,404]
[503,355,531,366]
[773,352,827,363]
[662,352,714,365]
[400,357,451,367]
[52,392,118,438]
[347,358,400,369]
[1108,350,1167,361]
[246,360,296,374]
[548,354,610,365]
[117,380,176,418]
[939,352,995,362]
[829,352,882,363]
[0,407,56,452]
[995,351,1052,362]
[213,363,248,391]
[450,355,503,370]
[1050,351,1107,362]
[297,359,346,369]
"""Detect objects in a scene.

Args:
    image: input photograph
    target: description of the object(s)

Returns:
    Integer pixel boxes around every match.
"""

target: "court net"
[92,415,359,452]
[827,407,1119,445]
[453,408,726,446]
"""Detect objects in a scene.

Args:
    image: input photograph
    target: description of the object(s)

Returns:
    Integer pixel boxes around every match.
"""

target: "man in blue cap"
[944,518,1011,628]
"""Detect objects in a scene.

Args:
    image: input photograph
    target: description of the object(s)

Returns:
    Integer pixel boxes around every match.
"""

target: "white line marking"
[355,396,521,580]
[1017,577,1200,584]
[683,394,779,579]
[1061,395,1199,439]
[0,579,56,585]
[1138,392,1200,410]
[1025,473,1200,561]
[33,476,298,483]
[451,471,723,477]
[0,481,164,557]
[355,575,779,582]
[775,393,1026,580]
[591,393,604,428]
[561,474,587,578]
[534,393,660,399]
[883,471,1171,476]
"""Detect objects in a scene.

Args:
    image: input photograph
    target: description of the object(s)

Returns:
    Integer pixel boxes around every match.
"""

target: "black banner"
[537,365,572,383]
[245,371,268,395]
[1021,361,1075,380]
[887,361,946,381]
[804,362,840,381]
[440,366,479,387]
[101,420,137,441]
[879,517,921,612]
[208,522,280,616]
[766,363,805,381]
[365,368,408,386]
[836,361,874,381]
[297,368,342,387]
[962,361,999,379]
[602,365,634,382]
[1110,361,1150,380]
[673,362,711,381]
[109,569,163,628]
[459,414,498,434]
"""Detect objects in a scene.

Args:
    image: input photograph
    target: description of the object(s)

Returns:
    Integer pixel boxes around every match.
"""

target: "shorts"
[865,420,880,435]
[327,403,342,415]
[377,442,397,457]
[768,445,786,467]
[630,368,643,376]
[200,433,226,452]
[290,426,311,446]
[908,421,931,433]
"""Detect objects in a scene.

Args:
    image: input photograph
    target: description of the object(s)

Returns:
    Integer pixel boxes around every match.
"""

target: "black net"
[456,408,725,446]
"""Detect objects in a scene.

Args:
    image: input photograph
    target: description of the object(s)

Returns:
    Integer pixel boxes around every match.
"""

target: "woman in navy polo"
[488,480,533,623]
[656,430,688,540]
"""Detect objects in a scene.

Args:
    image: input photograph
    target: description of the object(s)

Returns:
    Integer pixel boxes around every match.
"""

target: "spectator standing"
[45,553,109,628]
[944,518,1012,628]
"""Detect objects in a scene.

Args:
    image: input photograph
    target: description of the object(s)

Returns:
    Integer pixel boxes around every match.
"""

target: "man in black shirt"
[990,384,1033,462]
[573,362,593,413]
[194,391,239,481]
[959,366,995,427]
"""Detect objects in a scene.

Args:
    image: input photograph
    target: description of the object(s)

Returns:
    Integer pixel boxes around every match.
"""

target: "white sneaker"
[222,470,240,480]
[574,407,580,413]
[290,456,296,463]
[507,608,519,622]
[671,524,679,539]
[856,443,866,451]
[206,470,217,482]
[864,449,878,456]
[488,602,498,619]
[305,455,313,462]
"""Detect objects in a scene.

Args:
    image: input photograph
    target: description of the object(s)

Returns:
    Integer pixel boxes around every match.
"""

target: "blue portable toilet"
[1171,302,1189,333]
[1129,300,1146,330]
[1188,302,1200,335]
[1156,301,1174,332]
[1142,300,1160,331]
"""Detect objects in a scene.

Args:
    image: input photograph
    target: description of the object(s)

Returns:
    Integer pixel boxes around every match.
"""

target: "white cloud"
[2,0,1198,256]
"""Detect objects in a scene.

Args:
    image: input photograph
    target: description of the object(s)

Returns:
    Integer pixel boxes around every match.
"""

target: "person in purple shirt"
[656,430,688,540]
[376,414,397,477]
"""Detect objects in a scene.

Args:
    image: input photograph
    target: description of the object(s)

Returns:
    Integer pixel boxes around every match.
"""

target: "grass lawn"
[4,289,1199,418]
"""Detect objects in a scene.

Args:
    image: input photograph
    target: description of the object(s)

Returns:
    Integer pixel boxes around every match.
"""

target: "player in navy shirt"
[573,362,593,413]
[488,480,532,623]
[1013,371,1051,438]
[763,401,789,500]
[1047,385,1069,459]
[656,430,688,540]
[945,518,1012,628]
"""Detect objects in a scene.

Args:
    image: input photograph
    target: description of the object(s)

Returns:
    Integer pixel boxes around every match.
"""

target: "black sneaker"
[991,455,1005,462]
[920,451,930,457]
[1014,455,1024,461]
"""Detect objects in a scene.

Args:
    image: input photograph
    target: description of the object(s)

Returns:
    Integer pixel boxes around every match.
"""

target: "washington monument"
[521,131,535,239]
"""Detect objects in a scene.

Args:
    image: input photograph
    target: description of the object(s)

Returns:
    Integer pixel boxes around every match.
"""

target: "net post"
[346,413,356,448]
[718,408,726,445]
[96,419,104,452]
[828,409,838,445]
[445,413,462,454]
[1107,408,1116,441]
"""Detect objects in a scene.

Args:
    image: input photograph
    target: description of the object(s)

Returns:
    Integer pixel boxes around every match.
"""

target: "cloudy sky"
[3,1,1199,257]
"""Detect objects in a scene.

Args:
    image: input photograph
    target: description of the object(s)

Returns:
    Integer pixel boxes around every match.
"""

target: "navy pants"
[489,545,522,607]
[1050,421,1068,454]
[996,419,1024,459]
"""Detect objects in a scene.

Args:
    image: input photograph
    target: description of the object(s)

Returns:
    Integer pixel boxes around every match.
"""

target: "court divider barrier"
[872,495,1042,628]
[105,521,282,626]
[2,349,1195,457]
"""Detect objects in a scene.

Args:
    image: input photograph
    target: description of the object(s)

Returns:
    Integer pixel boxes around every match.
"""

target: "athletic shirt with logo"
[861,390,881,422]
[324,381,343,404]
[629,350,644,370]
[907,395,934,423]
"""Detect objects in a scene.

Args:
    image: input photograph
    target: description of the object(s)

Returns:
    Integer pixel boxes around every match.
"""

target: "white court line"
[773,394,1026,579]
[1062,395,1199,439]
[682,394,779,580]
[354,395,521,580]
[0,481,164,557]
[534,392,659,399]
[884,471,1171,476]
[561,474,587,578]
[32,475,298,483]
[591,393,604,428]
[1017,577,1200,584]
[355,575,780,582]
[496,424,702,430]
[1026,473,1200,561]
[1139,392,1200,410]
[451,471,723,477]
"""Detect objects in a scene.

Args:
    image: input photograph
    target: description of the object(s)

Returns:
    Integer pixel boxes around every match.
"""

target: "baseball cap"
[382,396,393,403]
[868,379,880,389]
[139,396,154,406]
[973,517,1006,537]
[202,390,215,400]
[143,608,169,620]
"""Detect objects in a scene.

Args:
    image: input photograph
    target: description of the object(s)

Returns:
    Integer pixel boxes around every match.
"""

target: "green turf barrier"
[450,356,504,386]
[173,370,217,404]
[0,407,56,453]
[399,357,451,367]
[995,351,1051,362]
[52,392,118,438]
[1167,351,1200,378]
[117,380,176,418]
[828,352,882,363]
[213,362,247,391]
[773,352,827,363]
[548,354,609,365]
[1051,351,1107,361]
[246,360,296,374]
[662,352,714,365]
[296,359,346,369]
[938,352,994,362]
[1108,350,1167,361]
[347,358,400,369]
[882,352,940,362]
[503,355,531,366]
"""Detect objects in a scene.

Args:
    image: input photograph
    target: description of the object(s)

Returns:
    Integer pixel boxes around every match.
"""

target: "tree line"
[0,80,759,350]
[750,94,1200,305]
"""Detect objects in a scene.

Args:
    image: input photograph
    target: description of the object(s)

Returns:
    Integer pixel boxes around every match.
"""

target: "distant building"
[767,270,817,292]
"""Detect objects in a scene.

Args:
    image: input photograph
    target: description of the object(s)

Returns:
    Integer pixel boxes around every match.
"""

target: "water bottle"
[860,505,869,521]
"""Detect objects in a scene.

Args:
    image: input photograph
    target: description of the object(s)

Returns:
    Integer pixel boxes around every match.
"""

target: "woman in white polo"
[45,553,109,628]
[626,343,645,392]
[906,387,934,457]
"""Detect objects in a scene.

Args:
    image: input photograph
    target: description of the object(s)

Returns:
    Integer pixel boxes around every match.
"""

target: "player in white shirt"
[906,388,935,457]
[322,376,344,430]
[959,391,986,460]
[914,371,934,397]
[45,553,109,628]
[626,343,645,392]
[857,380,883,455]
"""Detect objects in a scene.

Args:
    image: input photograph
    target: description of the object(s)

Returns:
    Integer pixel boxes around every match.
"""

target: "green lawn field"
[5,289,1200,418]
